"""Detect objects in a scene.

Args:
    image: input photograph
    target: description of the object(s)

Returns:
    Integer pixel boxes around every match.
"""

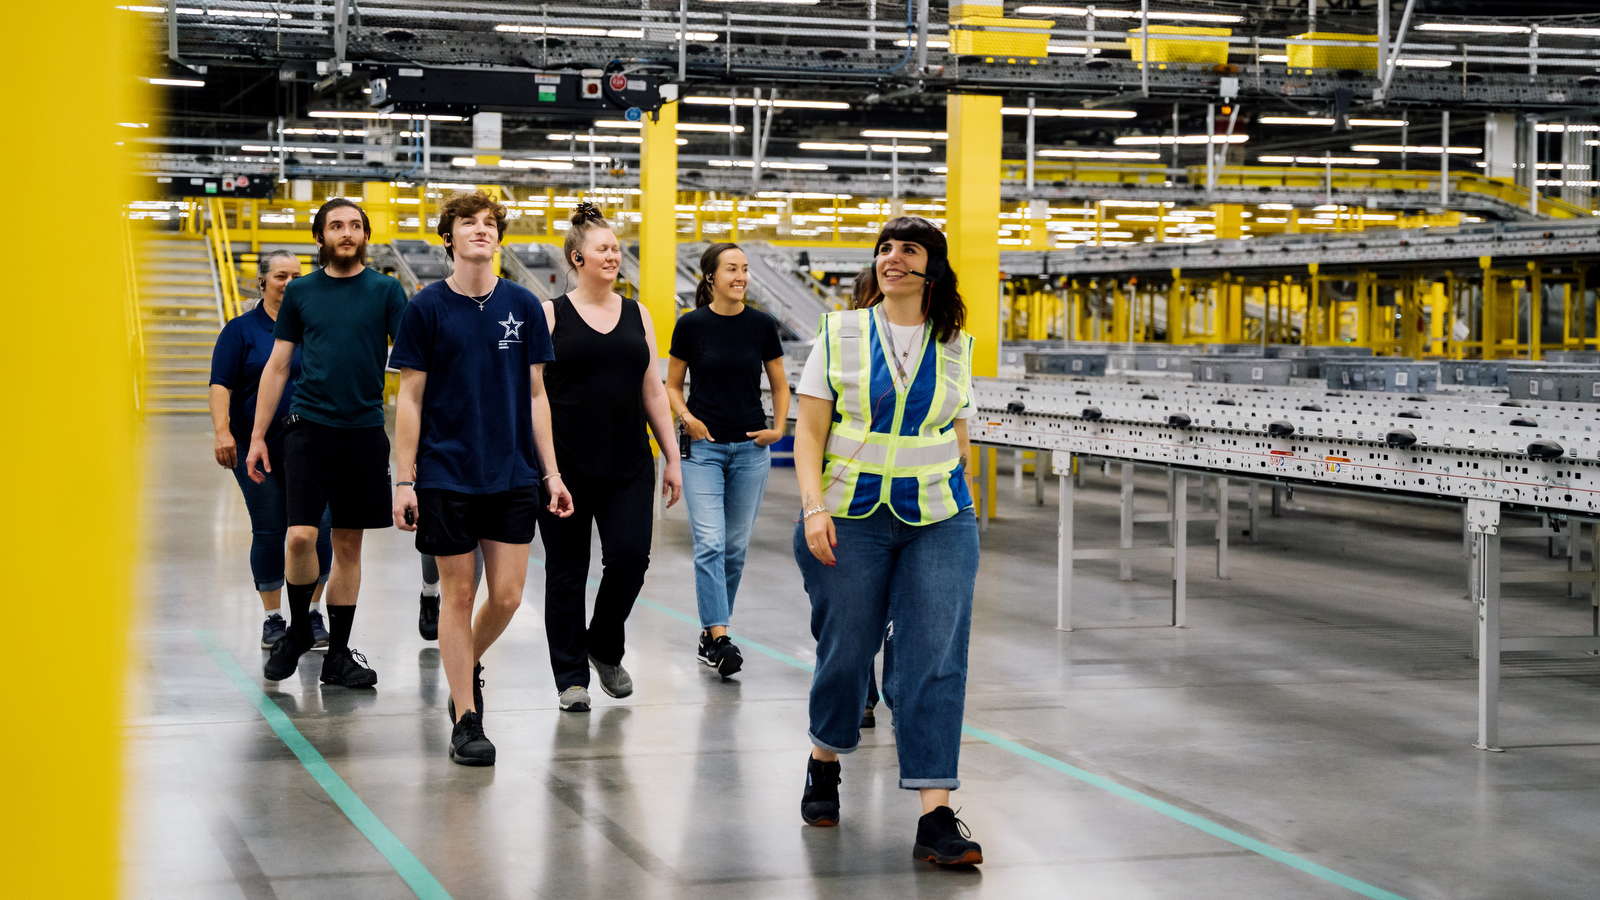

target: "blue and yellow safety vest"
[818,307,974,525]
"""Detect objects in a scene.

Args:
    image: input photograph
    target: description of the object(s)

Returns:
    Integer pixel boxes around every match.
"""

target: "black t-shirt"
[668,305,784,444]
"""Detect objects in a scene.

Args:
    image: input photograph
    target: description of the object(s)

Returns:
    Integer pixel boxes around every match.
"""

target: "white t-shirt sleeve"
[797,338,834,401]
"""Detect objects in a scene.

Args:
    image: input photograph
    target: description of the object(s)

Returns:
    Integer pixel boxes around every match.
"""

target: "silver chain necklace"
[878,307,924,387]
[450,276,497,311]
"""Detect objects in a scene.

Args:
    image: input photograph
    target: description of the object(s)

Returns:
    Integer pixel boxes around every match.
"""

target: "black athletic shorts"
[415,485,542,557]
[284,420,394,529]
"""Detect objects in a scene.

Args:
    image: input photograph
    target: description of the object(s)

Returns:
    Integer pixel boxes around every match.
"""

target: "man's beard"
[319,237,368,269]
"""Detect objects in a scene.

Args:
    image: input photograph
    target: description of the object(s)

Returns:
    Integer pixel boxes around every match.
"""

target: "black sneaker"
[913,806,983,866]
[861,704,876,729]
[308,609,330,649]
[320,646,379,688]
[801,755,841,827]
[709,636,743,678]
[447,662,485,723]
[697,630,716,667]
[261,614,287,650]
[448,709,495,766]
[419,593,440,641]
[263,631,310,681]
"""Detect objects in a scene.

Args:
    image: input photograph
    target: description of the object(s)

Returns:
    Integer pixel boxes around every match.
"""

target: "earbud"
[573,251,585,266]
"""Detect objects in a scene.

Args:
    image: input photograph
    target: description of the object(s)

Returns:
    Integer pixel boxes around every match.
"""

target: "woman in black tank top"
[537,205,682,711]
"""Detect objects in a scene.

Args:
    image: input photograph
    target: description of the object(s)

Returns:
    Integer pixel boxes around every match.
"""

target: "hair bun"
[571,201,603,226]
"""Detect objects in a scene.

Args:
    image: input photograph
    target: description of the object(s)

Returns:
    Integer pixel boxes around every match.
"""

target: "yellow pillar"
[4,1,137,896]
[362,181,397,245]
[946,93,1003,376]
[640,101,680,353]
[1168,268,1183,343]
[1211,203,1243,240]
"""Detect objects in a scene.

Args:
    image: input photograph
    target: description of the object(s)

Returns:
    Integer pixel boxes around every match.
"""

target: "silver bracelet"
[802,505,828,520]
[545,473,563,481]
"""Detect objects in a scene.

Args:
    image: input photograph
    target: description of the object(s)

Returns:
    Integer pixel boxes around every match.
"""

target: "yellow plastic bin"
[1125,26,1231,66]
[1285,32,1378,72]
[952,16,1053,58]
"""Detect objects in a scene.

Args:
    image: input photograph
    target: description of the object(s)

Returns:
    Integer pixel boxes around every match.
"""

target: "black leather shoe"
[320,647,378,688]
[418,593,440,641]
[263,631,309,681]
[913,806,983,865]
[801,755,841,827]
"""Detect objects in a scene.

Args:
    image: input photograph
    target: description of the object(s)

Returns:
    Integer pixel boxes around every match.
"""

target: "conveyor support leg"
[1120,463,1134,581]
[1469,499,1503,752]
[1247,482,1259,544]
[1215,476,1229,580]
[1172,471,1188,627]
[1057,452,1074,632]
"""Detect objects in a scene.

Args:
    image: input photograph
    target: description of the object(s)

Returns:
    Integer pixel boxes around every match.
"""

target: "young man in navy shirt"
[391,191,573,765]
[246,199,407,688]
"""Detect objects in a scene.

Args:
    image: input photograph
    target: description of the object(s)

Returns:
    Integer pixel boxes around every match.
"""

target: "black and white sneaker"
[263,631,310,681]
[320,647,379,688]
[261,614,288,650]
[447,662,485,723]
[448,709,495,766]
[709,636,743,678]
[913,806,983,866]
[418,593,440,641]
[697,630,716,667]
[800,755,842,827]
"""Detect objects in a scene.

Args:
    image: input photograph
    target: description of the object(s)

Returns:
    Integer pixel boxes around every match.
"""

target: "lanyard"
[877,307,924,390]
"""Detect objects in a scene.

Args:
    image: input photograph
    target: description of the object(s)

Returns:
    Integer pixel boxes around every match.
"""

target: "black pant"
[537,466,655,691]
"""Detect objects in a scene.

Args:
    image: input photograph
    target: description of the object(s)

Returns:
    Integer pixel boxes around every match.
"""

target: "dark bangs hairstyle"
[853,216,965,344]
[311,197,372,268]
[695,241,742,308]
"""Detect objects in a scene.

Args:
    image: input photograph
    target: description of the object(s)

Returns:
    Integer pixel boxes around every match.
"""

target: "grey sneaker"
[588,655,633,698]
[558,685,591,712]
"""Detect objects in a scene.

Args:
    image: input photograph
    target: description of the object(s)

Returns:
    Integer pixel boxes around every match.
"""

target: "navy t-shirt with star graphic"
[389,277,556,494]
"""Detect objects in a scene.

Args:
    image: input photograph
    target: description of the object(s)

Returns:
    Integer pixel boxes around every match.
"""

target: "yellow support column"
[4,1,137,896]
[946,93,1003,376]
[362,181,397,245]
[640,100,680,353]
[1212,203,1243,240]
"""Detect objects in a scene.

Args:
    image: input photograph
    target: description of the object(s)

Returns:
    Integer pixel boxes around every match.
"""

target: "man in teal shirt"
[246,198,407,687]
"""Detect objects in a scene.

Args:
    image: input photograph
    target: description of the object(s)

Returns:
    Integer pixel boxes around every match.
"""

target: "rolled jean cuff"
[899,777,960,791]
[254,577,286,592]
[809,731,860,755]
[700,619,729,629]
[317,571,331,585]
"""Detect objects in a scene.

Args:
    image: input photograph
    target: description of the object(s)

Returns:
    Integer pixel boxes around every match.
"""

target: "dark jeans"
[230,439,332,591]
[795,506,979,790]
[537,466,655,691]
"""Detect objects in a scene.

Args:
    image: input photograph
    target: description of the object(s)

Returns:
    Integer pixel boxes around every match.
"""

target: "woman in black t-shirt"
[666,243,790,678]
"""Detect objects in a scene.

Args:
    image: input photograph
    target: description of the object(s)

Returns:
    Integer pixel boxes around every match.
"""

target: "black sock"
[327,604,357,652]
[286,582,316,644]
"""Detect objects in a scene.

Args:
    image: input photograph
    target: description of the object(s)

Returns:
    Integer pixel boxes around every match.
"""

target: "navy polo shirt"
[209,304,304,447]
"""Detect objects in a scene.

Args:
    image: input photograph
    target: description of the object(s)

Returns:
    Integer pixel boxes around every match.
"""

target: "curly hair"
[437,190,509,261]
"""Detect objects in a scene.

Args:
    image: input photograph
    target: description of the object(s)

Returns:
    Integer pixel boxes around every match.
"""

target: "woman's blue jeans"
[681,439,771,629]
[794,506,979,790]
[231,440,332,591]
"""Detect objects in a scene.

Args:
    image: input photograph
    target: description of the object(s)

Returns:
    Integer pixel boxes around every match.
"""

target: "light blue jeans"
[681,439,772,629]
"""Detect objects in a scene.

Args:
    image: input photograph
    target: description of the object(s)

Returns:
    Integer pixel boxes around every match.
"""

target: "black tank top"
[545,294,653,481]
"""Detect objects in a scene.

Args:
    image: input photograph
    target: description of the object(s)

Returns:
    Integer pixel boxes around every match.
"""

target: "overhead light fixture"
[1395,58,1451,68]
[1259,116,1409,127]
[1000,107,1136,119]
[1259,54,1289,63]
[894,39,950,49]
[547,133,686,145]
[1038,149,1162,160]
[494,24,719,40]
[310,110,466,122]
[862,129,948,140]
[702,0,816,4]
[118,121,150,128]
[497,159,576,170]
[684,96,850,110]
[1259,155,1380,165]
[1114,134,1249,145]
[1540,26,1600,36]
[1352,144,1482,154]
[145,76,205,87]
[1537,123,1600,132]
[451,157,478,166]
[596,120,744,133]
[281,127,367,137]
[1016,6,1242,23]
[797,142,933,153]
[708,159,829,171]
[1415,23,1529,34]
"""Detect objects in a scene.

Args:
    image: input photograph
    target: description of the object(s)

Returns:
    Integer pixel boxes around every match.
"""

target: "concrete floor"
[128,418,1600,900]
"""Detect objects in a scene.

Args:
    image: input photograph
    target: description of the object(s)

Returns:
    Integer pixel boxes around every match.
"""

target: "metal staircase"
[138,235,220,413]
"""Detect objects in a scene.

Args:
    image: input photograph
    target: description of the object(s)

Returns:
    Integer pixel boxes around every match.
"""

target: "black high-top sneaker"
[447,662,485,722]
[800,755,842,827]
[448,709,495,766]
[913,806,983,865]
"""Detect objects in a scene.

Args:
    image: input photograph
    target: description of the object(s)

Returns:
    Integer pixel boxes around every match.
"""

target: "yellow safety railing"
[205,197,245,320]
[120,210,146,413]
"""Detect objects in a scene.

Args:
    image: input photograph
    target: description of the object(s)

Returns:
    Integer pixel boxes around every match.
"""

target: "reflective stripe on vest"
[820,308,974,524]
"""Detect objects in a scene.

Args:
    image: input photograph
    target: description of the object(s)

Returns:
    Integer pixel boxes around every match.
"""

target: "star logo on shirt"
[500,312,523,340]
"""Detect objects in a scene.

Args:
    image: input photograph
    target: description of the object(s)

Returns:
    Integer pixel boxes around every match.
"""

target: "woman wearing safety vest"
[792,216,983,866]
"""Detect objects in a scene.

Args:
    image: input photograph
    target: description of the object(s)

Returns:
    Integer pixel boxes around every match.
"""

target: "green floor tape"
[196,630,453,900]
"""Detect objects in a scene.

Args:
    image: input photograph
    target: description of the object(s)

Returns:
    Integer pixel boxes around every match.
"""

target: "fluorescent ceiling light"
[1115,134,1248,145]
[1415,23,1529,34]
[1000,107,1136,119]
[684,97,850,110]
[1352,144,1482,154]
[862,129,948,140]
[547,133,685,145]
[120,5,290,18]
[596,120,743,133]
[1540,27,1600,36]
[282,127,367,136]
[1045,45,1092,55]
[1258,155,1379,165]
[702,0,816,4]
[1016,6,1242,23]
[1259,54,1288,63]
[494,24,719,40]
[118,122,150,128]
[451,157,478,166]
[1537,123,1600,132]
[1259,116,1408,127]
[708,159,829,171]
[1350,118,1409,126]
[1259,203,1294,210]
[498,159,576,170]
[1395,58,1451,68]
[894,39,950,49]
[311,110,466,122]
[145,77,205,87]
[797,142,933,153]
[1038,149,1162,160]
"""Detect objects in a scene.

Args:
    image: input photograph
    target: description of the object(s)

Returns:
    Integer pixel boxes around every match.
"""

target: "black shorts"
[284,420,393,530]
[415,486,542,557]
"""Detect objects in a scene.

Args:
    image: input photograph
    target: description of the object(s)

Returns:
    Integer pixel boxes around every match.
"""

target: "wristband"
[396,481,415,487]
[545,473,563,481]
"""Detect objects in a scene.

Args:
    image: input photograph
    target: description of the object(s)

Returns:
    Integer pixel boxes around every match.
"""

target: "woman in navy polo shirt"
[209,250,333,651]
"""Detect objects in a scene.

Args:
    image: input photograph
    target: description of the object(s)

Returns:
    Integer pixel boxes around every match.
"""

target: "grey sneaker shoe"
[558,685,591,712]
[588,655,633,698]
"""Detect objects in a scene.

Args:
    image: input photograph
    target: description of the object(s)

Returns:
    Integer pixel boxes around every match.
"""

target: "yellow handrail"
[119,209,146,413]
[207,197,245,320]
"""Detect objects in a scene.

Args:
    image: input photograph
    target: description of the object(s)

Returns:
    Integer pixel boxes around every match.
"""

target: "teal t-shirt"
[273,267,407,428]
